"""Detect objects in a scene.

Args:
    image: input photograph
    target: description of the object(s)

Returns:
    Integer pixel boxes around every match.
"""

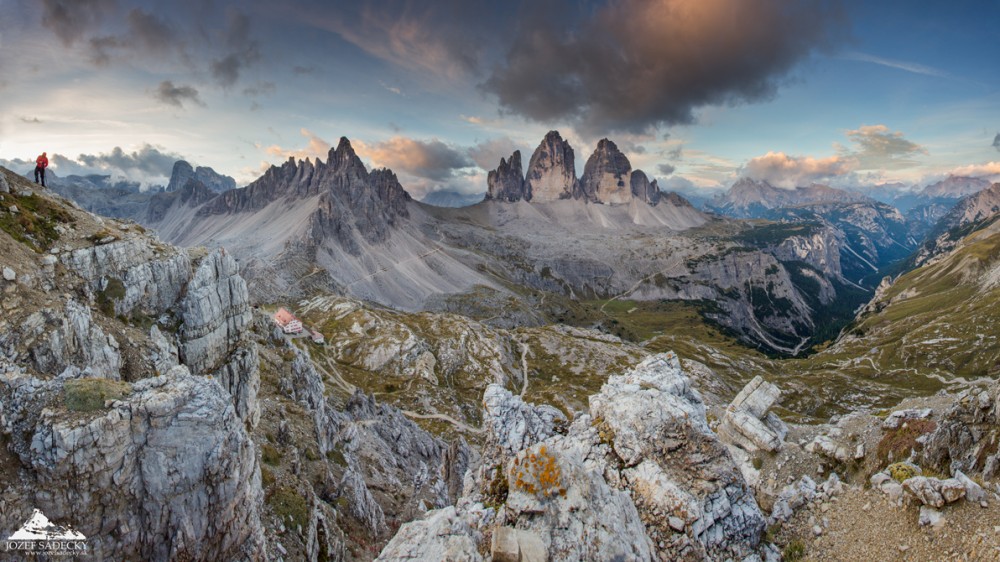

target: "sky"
[1,0,998,197]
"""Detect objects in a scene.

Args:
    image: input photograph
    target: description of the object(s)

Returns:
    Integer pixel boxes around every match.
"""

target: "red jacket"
[36,154,48,168]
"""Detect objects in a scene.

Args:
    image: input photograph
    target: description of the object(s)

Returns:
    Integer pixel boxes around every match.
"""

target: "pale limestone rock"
[376,506,484,562]
[718,375,786,453]
[482,384,567,457]
[882,408,933,429]
[31,300,122,378]
[0,366,265,561]
[178,249,252,375]
[61,237,191,317]
[903,476,966,508]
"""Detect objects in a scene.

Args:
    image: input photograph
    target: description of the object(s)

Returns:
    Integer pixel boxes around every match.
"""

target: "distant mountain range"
[35,133,1000,356]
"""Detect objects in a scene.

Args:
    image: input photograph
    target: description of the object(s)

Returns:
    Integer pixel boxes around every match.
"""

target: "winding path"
[401,410,484,434]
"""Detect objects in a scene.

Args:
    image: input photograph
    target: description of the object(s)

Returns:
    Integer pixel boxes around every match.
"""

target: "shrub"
[783,539,806,561]
[63,379,131,412]
[483,465,509,509]
[261,444,283,466]
[886,462,920,482]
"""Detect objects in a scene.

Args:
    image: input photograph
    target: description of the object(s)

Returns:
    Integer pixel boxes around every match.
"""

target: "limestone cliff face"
[60,236,191,318]
[524,131,577,202]
[0,366,265,561]
[579,138,633,204]
[630,170,661,205]
[486,150,527,202]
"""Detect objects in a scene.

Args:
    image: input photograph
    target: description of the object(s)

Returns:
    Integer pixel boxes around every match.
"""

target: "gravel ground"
[773,486,1000,561]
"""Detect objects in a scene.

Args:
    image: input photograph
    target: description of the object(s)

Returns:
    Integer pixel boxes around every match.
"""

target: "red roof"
[274,307,296,326]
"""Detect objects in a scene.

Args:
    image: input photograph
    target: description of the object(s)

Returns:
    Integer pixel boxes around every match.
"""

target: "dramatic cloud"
[658,163,676,176]
[20,117,42,124]
[483,0,846,134]
[839,124,927,169]
[264,129,332,161]
[742,151,852,188]
[76,144,183,179]
[467,137,519,170]
[993,133,1000,153]
[307,0,505,80]
[153,81,204,108]
[355,136,473,181]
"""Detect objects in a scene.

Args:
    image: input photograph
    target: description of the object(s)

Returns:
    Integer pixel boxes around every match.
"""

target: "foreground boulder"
[378,353,770,561]
[0,365,265,561]
[718,375,786,453]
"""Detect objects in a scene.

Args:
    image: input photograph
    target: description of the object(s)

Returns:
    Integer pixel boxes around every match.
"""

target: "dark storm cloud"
[153,81,204,108]
[993,133,1000,153]
[482,0,847,135]
[658,163,676,176]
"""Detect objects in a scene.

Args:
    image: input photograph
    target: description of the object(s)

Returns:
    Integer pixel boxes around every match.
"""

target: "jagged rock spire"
[486,150,527,202]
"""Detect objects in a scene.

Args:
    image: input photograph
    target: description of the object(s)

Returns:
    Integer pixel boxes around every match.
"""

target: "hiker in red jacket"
[34,152,48,187]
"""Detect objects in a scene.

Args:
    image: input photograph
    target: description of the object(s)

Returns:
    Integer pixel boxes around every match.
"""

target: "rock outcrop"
[61,236,191,317]
[921,381,1000,479]
[177,249,259,426]
[718,375,787,453]
[579,138,634,204]
[165,160,237,193]
[379,353,769,561]
[524,131,577,202]
[0,365,265,561]
[485,151,527,202]
[29,300,122,379]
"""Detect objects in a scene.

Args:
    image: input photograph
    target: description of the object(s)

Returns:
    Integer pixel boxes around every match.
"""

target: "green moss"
[63,378,132,412]
[268,487,309,532]
[886,462,921,482]
[304,448,320,461]
[261,444,283,466]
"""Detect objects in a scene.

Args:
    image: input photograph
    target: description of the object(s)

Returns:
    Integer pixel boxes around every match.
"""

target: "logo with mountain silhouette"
[3,509,88,556]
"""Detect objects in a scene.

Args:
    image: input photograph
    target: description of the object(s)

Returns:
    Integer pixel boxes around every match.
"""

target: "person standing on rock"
[34,152,48,187]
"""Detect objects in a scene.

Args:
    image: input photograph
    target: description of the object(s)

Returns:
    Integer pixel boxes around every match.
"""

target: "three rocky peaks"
[486,131,664,206]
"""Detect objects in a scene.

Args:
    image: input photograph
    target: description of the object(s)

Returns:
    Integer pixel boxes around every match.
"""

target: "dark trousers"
[34,166,45,186]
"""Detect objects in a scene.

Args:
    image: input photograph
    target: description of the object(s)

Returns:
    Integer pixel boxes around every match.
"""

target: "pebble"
[862,502,871,512]
[821,503,830,513]
[2,267,15,281]
[813,525,823,536]
[899,544,910,552]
